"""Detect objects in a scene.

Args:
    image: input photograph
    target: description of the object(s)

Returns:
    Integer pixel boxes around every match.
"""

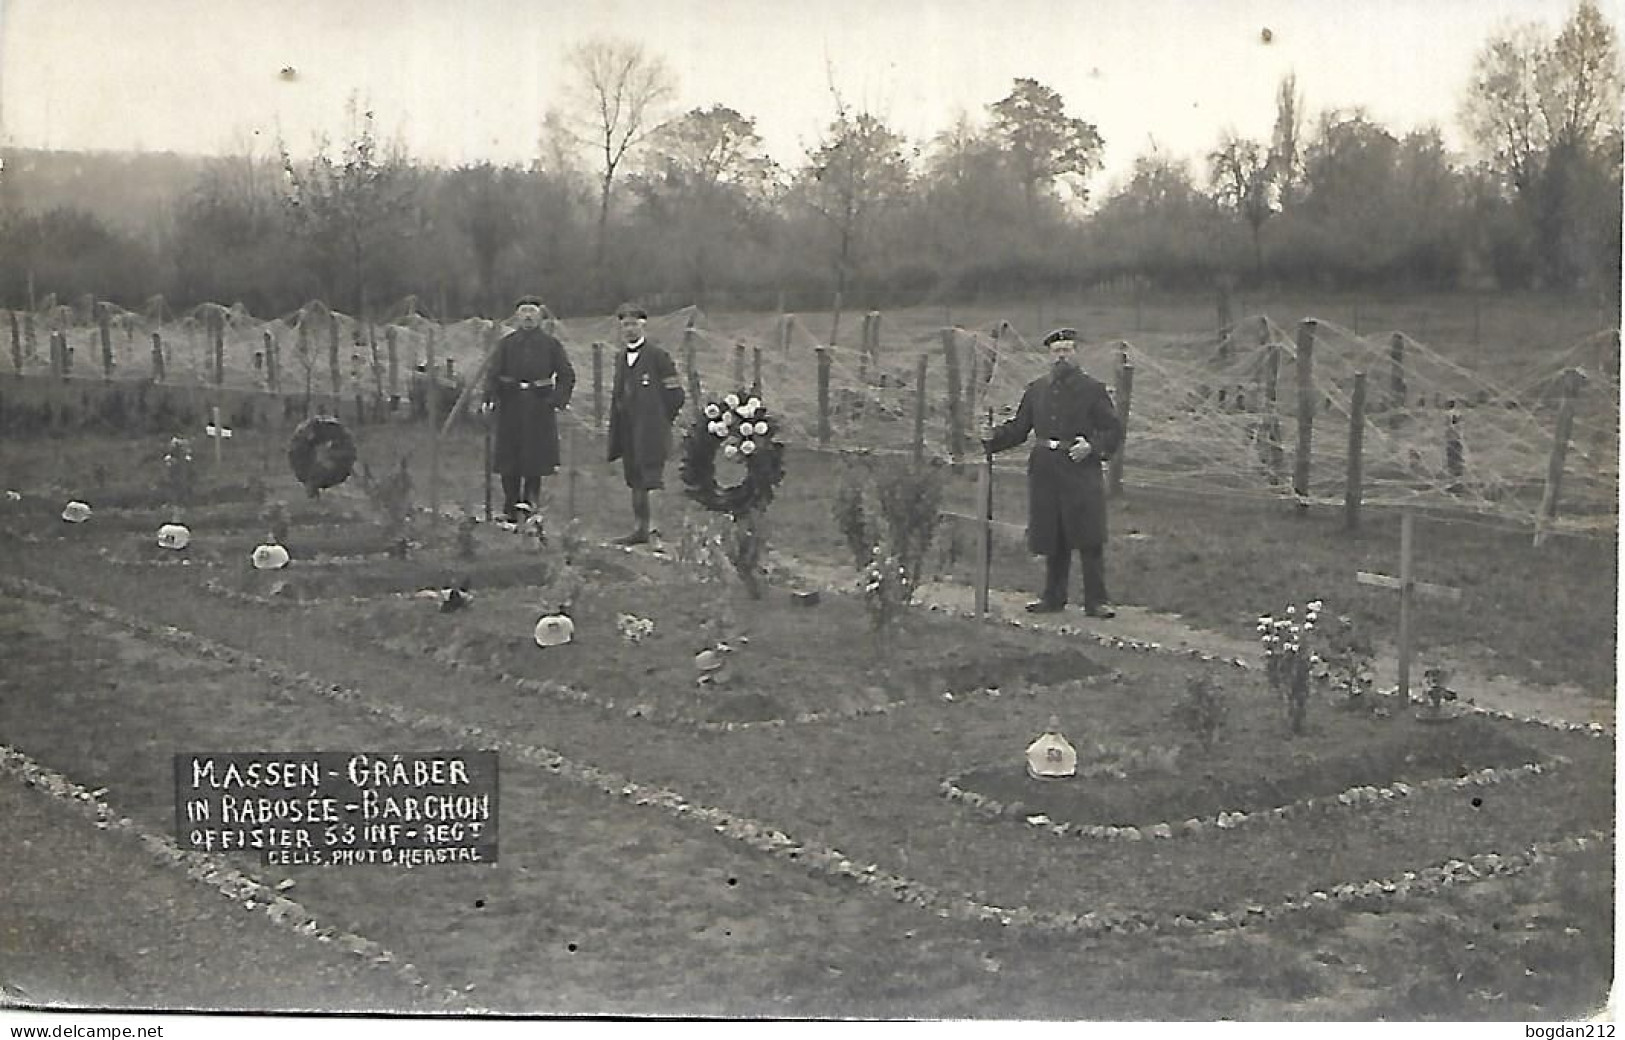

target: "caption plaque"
[174,751,498,867]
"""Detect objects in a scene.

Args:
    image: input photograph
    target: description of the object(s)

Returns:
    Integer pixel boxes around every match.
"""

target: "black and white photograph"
[0,0,1618,1027]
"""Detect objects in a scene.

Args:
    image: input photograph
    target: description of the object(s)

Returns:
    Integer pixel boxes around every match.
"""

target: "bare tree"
[794,85,912,342]
[562,37,677,294]
[1460,0,1621,287]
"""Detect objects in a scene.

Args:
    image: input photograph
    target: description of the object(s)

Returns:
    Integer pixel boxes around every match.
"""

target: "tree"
[1460,0,1622,288]
[1207,132,1276,280]
[793,94,912,337]
[987,78,1105,215]
[562,37,677,296]
[1269,73,1306,207]
[630,105,780,298]
[279,101,416,316]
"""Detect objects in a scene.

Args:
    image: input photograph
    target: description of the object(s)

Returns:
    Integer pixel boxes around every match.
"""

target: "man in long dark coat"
[983,327,1124,617]
[482,296,575,525]
[606,302,685,545]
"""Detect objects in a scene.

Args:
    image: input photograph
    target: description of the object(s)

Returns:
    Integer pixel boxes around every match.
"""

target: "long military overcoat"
[484,328,575,477]
[985,364,1123,553]
[607,341,686,490]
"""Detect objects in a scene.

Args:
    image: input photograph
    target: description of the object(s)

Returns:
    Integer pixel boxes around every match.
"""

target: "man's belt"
[500,376,556,391]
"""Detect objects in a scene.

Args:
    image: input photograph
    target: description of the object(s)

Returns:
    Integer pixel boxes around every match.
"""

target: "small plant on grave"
[1420,665,1458,716]
[1168,672,1229,752]
[833,456,947,597]
[264,499,291,544]
[1311,613,1380,713]
[522,506,547,551]
[456,516,479,560]
[674,514,733,585]
[157,436,197,513]
[1258,599,1321,736]
[358,456,414,545]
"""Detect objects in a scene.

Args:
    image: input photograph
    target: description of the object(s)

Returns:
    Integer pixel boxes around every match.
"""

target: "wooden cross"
[205,406,232,465]
[1354,509,1461,700]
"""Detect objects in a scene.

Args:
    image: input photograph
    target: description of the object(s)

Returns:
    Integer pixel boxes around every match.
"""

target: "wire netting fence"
[5,294,1617,539]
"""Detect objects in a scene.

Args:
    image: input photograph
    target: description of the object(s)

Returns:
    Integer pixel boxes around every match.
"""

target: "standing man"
[482,296,575,527]
[607,302,685,545]
[983,327,1123,617]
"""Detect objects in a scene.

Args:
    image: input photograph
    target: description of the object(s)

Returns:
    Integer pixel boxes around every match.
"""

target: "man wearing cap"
[481,297,575,526]
[607,303,685,545]
[983,327,1123,617]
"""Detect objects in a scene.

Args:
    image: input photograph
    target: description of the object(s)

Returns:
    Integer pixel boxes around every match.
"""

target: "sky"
[1,0,1619,195]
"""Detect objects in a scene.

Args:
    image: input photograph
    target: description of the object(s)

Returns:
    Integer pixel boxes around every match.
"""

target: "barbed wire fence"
[3,293,1617,540]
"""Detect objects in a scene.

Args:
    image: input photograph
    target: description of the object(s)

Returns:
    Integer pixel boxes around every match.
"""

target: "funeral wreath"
[679,392,785,519]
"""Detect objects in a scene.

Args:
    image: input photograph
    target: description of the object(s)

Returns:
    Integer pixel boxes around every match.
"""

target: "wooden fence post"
[858,313,871,384]
[942,328,964,460]
[913,353,929,463]
[1344,371,1366,531]
[1445,405,1464,491]
[1388,332,1406,429]
[328,310,342,395]
[264,329,280,393]
[1535,369,1581,546]
[8,310,19,375]
[752,346,763,396]
[591,342,605,429]
[151,332,165,382]
[98,304,114,380]
[425,324,441,516]
[1109,344,1134,496]
[778,314,793,353]
[385,326,400,401]
[23,312,36,361]
[1293,319,1317,507]
[1263,339,1284,483]
[815,346,831,447]
[683,318,701,412]
[733,341,746,390]
[210,309,225,387]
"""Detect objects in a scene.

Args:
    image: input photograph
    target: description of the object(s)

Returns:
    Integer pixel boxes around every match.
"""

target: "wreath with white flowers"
[679,391,785,518]
[287,415,357,498]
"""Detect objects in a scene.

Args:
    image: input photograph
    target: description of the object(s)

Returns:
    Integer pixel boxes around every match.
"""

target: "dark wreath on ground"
[678,391,785,520]
[287,415,357,498]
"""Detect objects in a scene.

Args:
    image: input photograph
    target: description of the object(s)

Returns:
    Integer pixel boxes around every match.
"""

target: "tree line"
[0,2,1618,323]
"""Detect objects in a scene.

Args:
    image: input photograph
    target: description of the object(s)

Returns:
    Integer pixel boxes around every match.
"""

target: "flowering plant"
[1311,612,1378,711]
[158,436,197,512]
[1258,598,1323,735]
[861,543,913,638]
[617,613,655,643]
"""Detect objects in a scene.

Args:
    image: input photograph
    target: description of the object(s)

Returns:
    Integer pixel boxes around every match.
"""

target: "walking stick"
[482,407,492,523]
[564,411,577,522]
[976,407,994,619]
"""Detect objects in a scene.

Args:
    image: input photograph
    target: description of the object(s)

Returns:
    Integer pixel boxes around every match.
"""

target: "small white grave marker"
[156,523,191,550]
[1026,715,1077,779]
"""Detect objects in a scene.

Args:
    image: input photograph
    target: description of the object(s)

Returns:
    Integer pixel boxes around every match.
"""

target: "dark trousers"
[500,474,542,516]
[1041,529,1108,609]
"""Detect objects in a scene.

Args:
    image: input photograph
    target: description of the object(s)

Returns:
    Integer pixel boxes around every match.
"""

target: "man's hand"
[479,401,494,415]
[1067,436,1092,462]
